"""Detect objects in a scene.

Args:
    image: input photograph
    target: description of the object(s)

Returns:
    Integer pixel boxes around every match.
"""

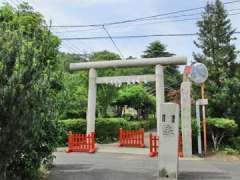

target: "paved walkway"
[49,146,240,180]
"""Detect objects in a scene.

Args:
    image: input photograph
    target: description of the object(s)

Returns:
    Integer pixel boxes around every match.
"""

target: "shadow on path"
[48,164,232,180]
[179,171,231,180]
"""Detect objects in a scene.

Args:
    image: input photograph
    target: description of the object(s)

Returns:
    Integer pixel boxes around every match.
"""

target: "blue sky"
[2,0,240,64]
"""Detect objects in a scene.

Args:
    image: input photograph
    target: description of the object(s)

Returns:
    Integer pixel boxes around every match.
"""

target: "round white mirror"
[189,63,208,84]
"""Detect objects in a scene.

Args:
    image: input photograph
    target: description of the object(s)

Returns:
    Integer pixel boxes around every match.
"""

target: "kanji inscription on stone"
[162,124,175,136]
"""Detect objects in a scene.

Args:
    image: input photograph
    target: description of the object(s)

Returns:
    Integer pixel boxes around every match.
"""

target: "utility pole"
[201,83,207,155]
[188,63,208,156]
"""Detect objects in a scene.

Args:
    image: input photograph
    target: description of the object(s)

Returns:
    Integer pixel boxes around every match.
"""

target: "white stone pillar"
[86,68,97,134]
[158,103,179,180]
[180,81,192,157]
[155,65,165,137]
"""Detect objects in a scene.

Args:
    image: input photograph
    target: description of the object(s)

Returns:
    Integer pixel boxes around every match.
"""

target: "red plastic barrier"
[119,128,144,147]
[149,132,159,157]
[178,131,183,157]
[149,130,183,158]
[66,131,96,153]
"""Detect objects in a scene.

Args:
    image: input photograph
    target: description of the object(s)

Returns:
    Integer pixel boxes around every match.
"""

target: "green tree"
[207,118,238,151]
[194,0,239,122]
[89,50,120,117]
[57,52,89,119]
[0,3,61,179]
[142,41,174,58]
[57,72,88,119]
[90,50,120,62]
[142,41,181,96]
[115,85,155,119]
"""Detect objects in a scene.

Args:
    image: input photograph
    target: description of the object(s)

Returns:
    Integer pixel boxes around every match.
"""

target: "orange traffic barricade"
[66,131,96,153]
[119,128,145,147]
[149,130,183,158]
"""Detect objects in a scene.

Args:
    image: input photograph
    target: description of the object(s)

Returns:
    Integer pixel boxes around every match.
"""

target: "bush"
[58,119,86,146]
[207,118,238,151]
[61,118,86,133]
[59,118,156,145]
[229,136,240,150]
[59,118,128,144]
[96,118,128,143]
[191,118,200,154]
[128,118,156,131]
[223,147,239,155]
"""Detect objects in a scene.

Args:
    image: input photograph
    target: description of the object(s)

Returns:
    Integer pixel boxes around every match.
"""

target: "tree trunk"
[211,132,225,151]
[216,132,225,151]
[211,132,218,151]
[0,165,7,180]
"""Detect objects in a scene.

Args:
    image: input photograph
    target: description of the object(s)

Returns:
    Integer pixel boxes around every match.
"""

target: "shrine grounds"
[48,147,240,180]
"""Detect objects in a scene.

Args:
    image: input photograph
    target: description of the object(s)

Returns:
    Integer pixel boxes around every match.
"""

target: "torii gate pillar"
[180,78,192,157]
[86,68,97,134]
[155,65,165,136]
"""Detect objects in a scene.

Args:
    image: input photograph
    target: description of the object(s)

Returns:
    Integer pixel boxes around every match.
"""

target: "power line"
[52,27,102,34]
[60,31,240,41]
[50,0,240,28]
[61,40,93,55]
[67,41,86,54]
[61,41,79,54]
[115,12,240,28]
[59,33,198,41]
[102,25,125,60]
[51,8,240,34]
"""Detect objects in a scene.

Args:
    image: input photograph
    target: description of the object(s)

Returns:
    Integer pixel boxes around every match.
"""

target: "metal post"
[201,83,207,155]
[196,101,202,155]
[86,68,97,134]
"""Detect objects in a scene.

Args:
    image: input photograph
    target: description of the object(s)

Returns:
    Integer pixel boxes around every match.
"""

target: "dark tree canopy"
[141,41,181,96]
[194,0,238,80]
[194,0,240,123]
[142,41,174,58]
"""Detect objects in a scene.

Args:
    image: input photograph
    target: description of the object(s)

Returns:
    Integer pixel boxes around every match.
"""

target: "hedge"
[229,136,240,150]
[128,118,156,131]
[58,118,156,145]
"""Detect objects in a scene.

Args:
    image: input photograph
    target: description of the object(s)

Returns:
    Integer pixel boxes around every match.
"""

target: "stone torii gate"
[69,56,191,179]
[69,56,185,133]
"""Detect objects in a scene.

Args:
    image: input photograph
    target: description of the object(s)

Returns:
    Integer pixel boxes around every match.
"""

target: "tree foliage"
[90,50,120,62]
[194,0,240,124]
[58,72,88,119]
[59,43,182,119]
[115,85,155,119]
[0,3,61,179]
[142,41,174,58]
[90,50,120,117]
[207,118,238,151]
[141,41,181,95]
